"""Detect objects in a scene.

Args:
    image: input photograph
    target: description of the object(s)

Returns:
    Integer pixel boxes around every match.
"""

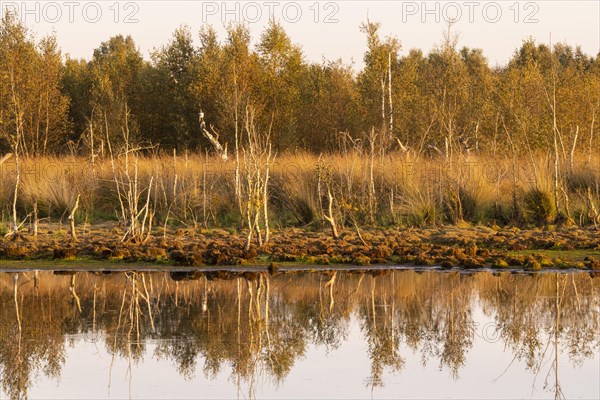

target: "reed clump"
[521,188,556,225]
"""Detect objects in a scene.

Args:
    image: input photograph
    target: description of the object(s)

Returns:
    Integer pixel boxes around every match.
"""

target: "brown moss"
[169,250,203,266]
[271,252,297,262]
[3,244,29,259]
[524,256,541,271]
[585,256,600,270]
[440,260,456,269]
[352,254,371,266]
[52,247,77,260]
[145,246,168,259]
[463,257,484,269]
[370,244,392,260]
[414,253,435,266]
[241,247,258,261]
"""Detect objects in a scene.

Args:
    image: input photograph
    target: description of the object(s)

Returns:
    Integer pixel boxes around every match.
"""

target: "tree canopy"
[1,15,598,157]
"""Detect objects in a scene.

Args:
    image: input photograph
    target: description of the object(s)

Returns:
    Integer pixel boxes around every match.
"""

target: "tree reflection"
[0,270,598,399]
[0,272,69,400]
[356,272,404,388]
[477,271,599,399]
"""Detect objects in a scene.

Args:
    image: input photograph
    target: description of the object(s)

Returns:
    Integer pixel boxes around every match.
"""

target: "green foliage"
[88,35,147,147]
[357,20,401,133]
[0,13,69,155]
[2,15,599,158]
[144,26,202,149]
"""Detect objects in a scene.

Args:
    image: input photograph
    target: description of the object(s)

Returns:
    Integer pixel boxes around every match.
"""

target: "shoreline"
[1,224,600,273]
[0,259,595,275]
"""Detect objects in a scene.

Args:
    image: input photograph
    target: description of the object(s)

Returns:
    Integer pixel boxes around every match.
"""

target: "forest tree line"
[1,13,599,159]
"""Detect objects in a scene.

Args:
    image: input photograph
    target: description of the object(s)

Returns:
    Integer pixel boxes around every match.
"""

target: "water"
[1,269,599,399]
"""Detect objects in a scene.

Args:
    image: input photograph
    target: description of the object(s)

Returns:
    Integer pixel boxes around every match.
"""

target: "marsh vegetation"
[1,13,600,267]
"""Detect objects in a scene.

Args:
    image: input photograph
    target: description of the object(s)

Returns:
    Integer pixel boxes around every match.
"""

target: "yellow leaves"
[339,199,365,214]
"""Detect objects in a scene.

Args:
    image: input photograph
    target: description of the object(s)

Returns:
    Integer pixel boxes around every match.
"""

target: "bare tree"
[318,160,340,239]
[106,104,155,242]
[323,185,339,239]
[242,106,275,250]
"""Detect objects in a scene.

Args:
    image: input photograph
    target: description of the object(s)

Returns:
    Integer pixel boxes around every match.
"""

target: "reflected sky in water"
[1,270,599,399]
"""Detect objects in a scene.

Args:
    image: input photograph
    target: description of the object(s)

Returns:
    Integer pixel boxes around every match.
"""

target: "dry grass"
[0,152,599,230]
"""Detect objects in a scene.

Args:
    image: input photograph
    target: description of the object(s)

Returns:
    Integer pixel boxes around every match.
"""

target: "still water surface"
[1,269,599,399]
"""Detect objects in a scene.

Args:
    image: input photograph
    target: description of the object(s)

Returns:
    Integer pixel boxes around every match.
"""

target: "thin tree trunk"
[381,77,386,133]
[106,111,127,224]
[32,199,38,237]
[14,273,21,332]
[569,126,579,173]
[502,118,520,219]
[36,94,42,156]
[203,152,208,228]
[70,274,82,313]
[234,70,243,222]
[245,172,254,251]
[69,194,80,241]
[317,154,325,227]
[368,128,376,225]
[589,108,596,164]
[323,186,339,239]
[12,148,20,237]
[263,143,271,244]
[90,117,95,169]
[44,84,50,155]
[9,68,22,238]
[140,177,154,240]
[552,70,560,216]
[388,52,393,139]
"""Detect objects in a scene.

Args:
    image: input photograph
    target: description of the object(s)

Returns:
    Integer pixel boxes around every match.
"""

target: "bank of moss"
[1,225,599,272]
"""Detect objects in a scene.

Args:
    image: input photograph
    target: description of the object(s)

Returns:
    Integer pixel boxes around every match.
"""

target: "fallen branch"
[5,212,32,237]
[395,138,409,154]
[0,153,13,166]
[199,111,228,161]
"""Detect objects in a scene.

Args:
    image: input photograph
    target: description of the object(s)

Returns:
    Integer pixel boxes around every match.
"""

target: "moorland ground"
[1,153,599,272]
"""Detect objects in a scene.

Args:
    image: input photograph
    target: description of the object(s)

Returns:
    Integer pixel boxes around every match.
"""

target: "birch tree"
[0,13,35,236]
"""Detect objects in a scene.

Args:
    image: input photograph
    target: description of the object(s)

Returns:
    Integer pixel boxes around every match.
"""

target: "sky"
[1,0,599,69]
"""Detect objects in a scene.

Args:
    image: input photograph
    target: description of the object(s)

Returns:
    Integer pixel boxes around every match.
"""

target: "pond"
[1,269,599,399]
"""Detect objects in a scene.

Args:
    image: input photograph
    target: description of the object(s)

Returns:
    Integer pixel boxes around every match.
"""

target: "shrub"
[522,188,555,225]
[442,184,477,223]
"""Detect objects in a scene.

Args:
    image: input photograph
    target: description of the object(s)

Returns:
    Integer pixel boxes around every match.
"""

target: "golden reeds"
[0,152,598,231]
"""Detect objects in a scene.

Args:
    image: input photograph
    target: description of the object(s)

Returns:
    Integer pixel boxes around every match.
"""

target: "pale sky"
[2,1,599,69]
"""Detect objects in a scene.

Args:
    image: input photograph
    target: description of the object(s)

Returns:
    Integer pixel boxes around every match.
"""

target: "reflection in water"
[0,270,599,399]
